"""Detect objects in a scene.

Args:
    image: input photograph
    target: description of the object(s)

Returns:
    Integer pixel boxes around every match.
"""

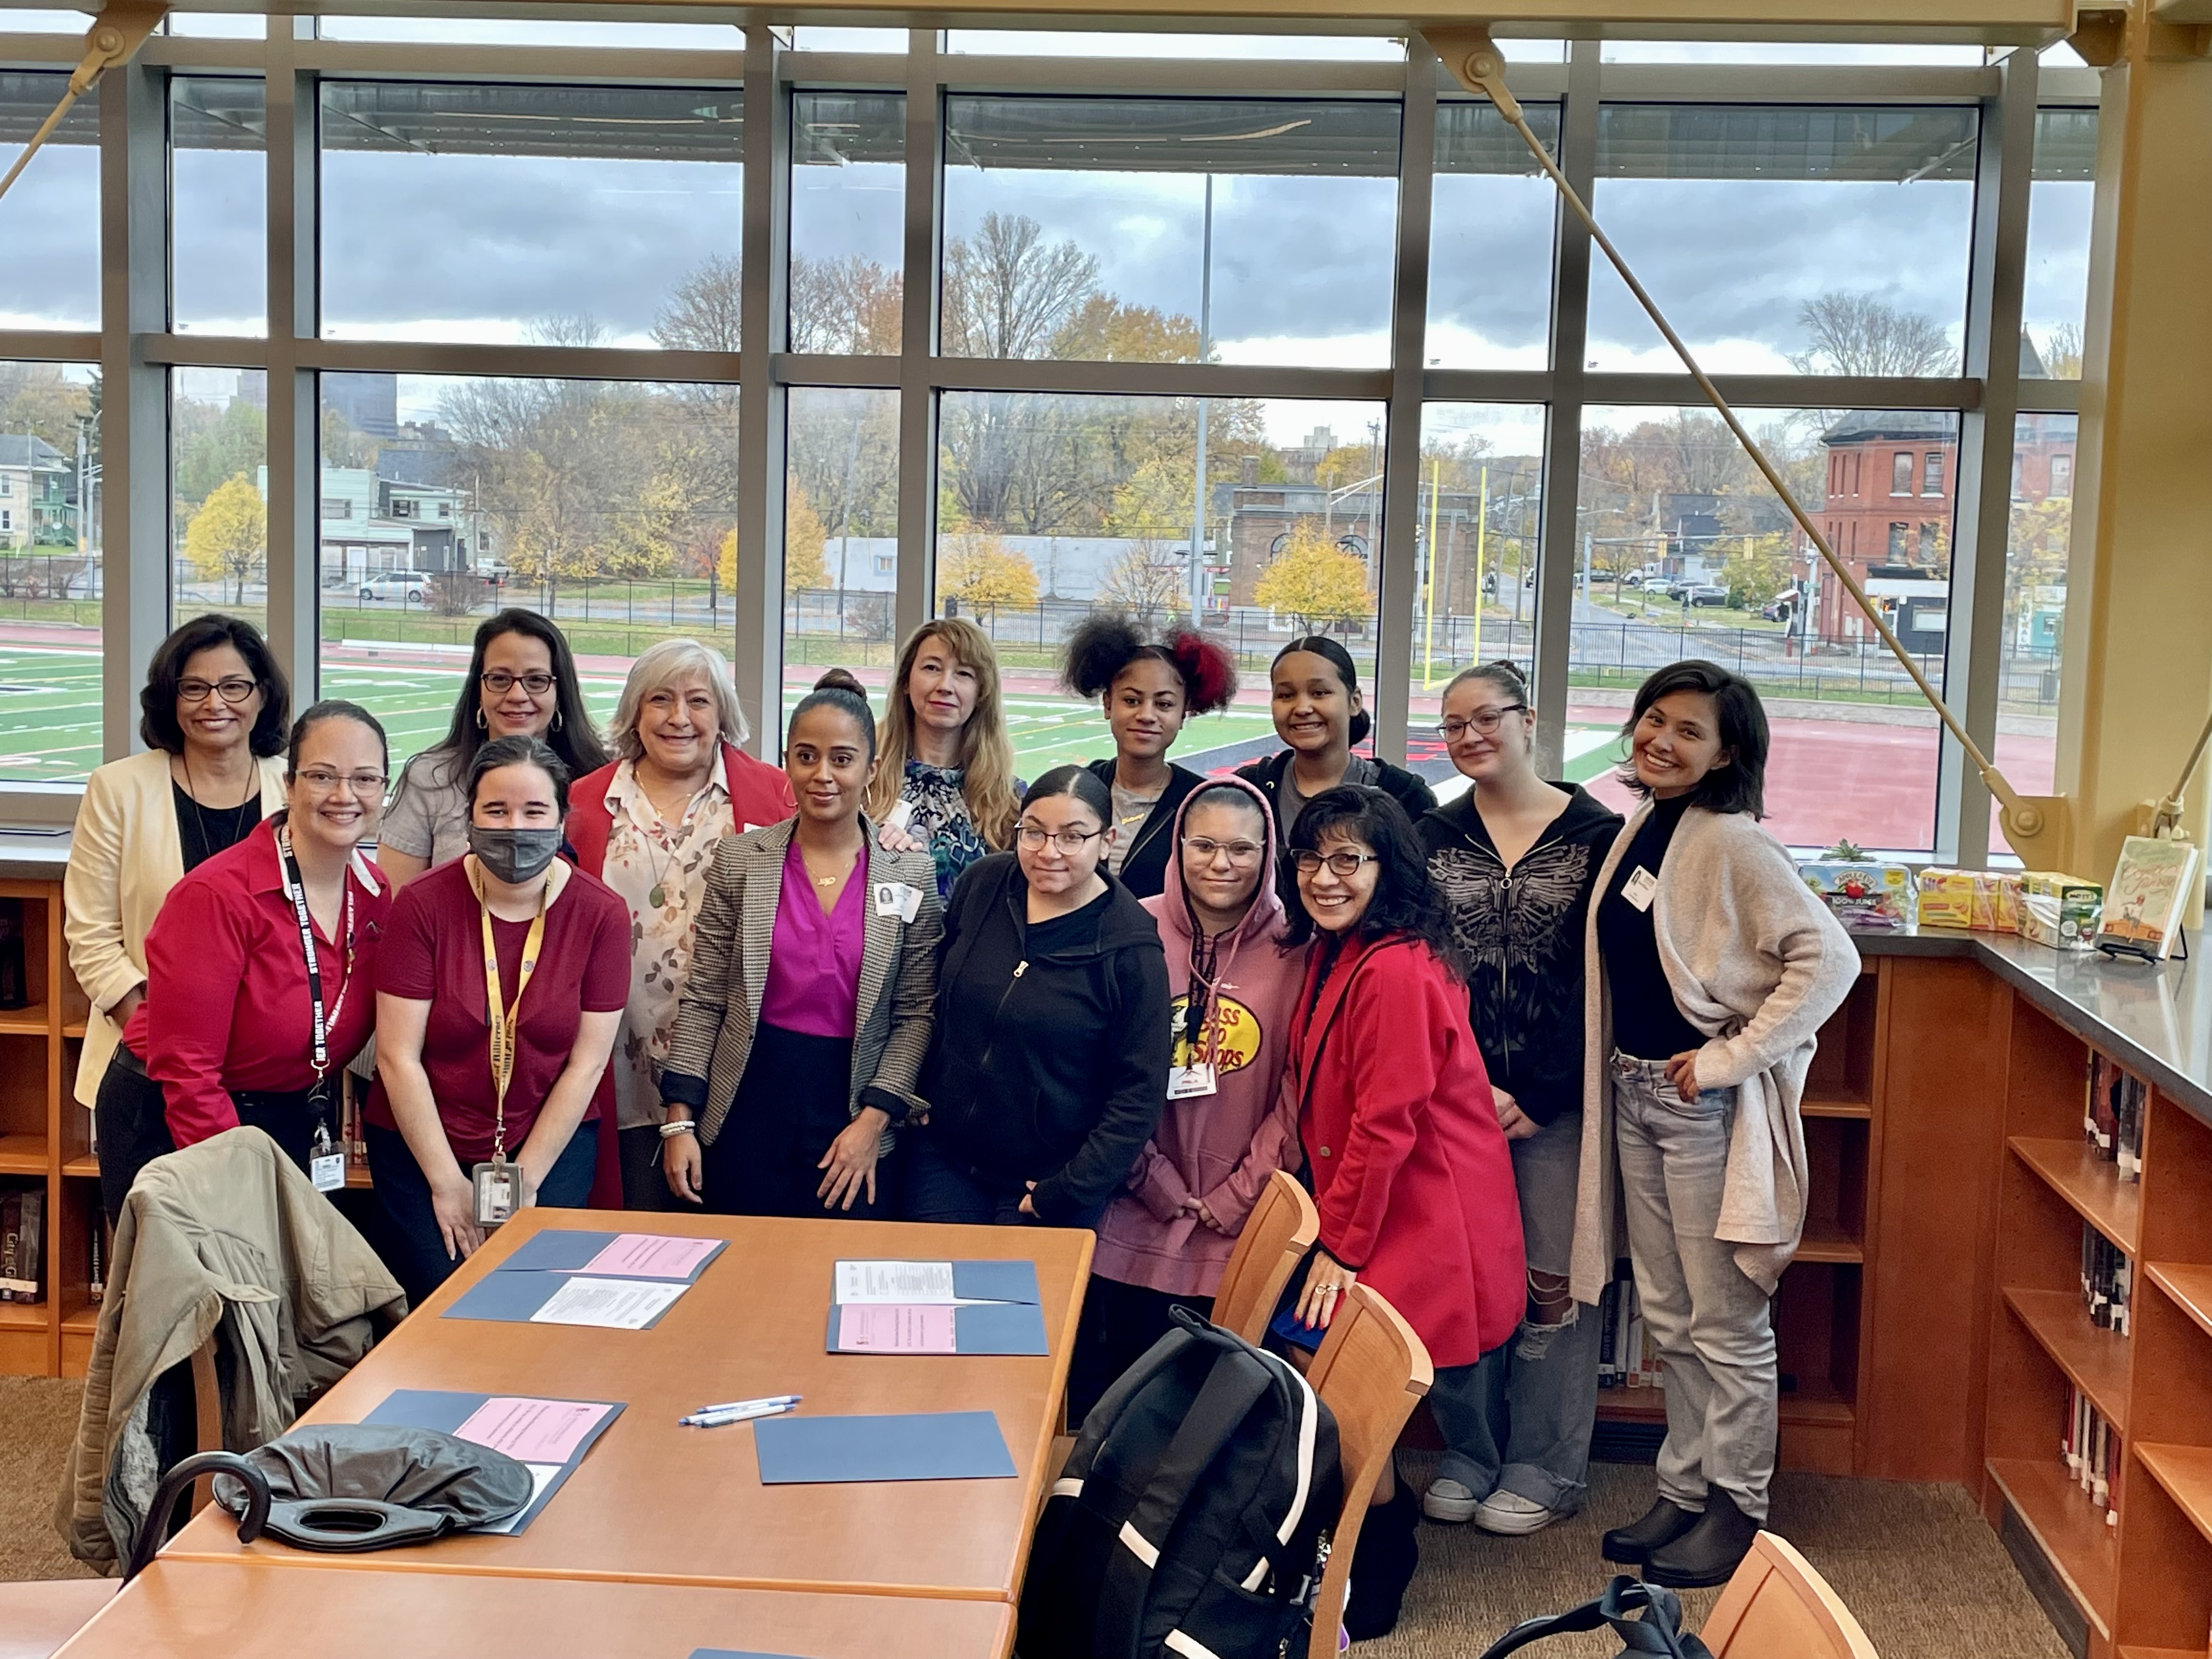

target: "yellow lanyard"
[469,860,549,1163]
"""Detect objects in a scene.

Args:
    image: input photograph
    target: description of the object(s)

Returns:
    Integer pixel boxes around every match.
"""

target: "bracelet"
[658,1119,698,1139]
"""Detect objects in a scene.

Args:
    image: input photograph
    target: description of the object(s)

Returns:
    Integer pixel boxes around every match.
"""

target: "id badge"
[309,1119,345,1194]
[472,1156,522,1227]
[873,881,922,923]
[1622,866,1660,912]
[1167,1063,1218,1099]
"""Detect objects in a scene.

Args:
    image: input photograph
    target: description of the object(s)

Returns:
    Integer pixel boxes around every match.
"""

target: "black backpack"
[1019,1307,1342,1659]
[1477,1577,1718,1659]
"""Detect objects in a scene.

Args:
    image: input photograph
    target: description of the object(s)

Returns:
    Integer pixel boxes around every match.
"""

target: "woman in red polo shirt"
[368,734,630,1304]
[94,700,394,1220]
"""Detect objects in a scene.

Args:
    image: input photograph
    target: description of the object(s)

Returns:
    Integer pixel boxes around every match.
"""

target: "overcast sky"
[3,114,2092,453]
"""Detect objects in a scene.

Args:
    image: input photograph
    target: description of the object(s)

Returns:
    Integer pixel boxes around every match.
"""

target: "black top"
[918,853,1172,1224]
[1083,758,1206,902]
[1234,748,1438,909]
[173,778,264,872]
[1596,793,1706,1062]
[1419,784,1624,1125]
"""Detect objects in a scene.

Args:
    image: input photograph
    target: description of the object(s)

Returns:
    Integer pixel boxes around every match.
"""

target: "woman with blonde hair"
[567,637,795,1207]
[866,617,1023,899]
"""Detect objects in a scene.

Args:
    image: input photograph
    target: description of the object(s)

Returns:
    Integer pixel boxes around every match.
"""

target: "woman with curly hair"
[865,618,1023,901]
[1278,783,1526,1640]
[1060,613,1239,901]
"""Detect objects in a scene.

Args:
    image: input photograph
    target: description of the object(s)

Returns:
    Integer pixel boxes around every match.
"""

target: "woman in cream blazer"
[65,617,291,1112]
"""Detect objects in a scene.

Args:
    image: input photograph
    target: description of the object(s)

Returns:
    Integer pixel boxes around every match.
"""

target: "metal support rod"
[1425,25,2042,839]
[0,4,166,205]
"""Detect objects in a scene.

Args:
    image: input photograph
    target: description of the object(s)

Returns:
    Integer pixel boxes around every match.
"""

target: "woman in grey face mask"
[366,735,633,1306]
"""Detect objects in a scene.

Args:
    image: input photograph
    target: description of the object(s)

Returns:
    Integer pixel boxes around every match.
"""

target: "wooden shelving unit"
[1594,965,1880,1477]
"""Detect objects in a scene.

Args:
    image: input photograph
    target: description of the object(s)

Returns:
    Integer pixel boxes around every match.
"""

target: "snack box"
[1799,861,1915,932]
[2017,871,2103,951]
[1916,868,1979,930]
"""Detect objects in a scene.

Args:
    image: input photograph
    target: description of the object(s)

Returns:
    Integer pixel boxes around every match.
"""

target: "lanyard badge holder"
[471,864,548,1228]
[279,825,355,1194]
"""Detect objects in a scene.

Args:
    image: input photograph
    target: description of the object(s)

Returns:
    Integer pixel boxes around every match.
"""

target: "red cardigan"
[565,742,798,1206]
[1288,932,1525,1369]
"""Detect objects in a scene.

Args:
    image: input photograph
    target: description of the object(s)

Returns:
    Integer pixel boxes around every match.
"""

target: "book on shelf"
[87,1211,104,1306]
[1594,1265,1666,1393]
[2084,1053,2146,1183]
[2062,1385,2122,1528]
[2080,1222,2132,1334]
[0,1186,43,1303]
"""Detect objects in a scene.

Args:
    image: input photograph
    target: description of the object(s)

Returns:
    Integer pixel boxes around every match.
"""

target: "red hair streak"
[1168,629,1239,718]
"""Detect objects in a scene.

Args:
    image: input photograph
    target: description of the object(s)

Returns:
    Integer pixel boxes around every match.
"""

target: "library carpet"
[0,1379,2066,1658]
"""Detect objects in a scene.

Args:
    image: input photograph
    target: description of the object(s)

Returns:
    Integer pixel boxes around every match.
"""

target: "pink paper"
[455,1397,614,1465]
[579,1233,720,1280]
[837,1302,957,1353]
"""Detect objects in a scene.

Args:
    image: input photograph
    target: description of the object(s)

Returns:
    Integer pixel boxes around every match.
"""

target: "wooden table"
[162,1207,1091,1604]
[53,1559,1017,1658]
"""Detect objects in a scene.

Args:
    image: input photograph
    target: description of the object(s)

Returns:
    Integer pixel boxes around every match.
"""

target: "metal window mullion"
[100,58,170,759]
[1531,40,1600,777]
[1372,44,1434,768]
[1937,48,2038,866]
[893,28,943,645]
[263,27,318,704]
[733,28,789,758]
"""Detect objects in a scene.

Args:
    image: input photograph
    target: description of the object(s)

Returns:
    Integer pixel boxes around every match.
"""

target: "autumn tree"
[786,485,830,590]
[939,532,1040,611]
[1255,520,1370,634]
[173,394,268,511]
[2039,321,2084,381]
[941,212,1099,359]
[183,473,267,602]
[2005,496,2073,652]
[1097,545,1187,631]
[1721,535,1794,612]
[792,255,903,355]
[1787,292,1956,377]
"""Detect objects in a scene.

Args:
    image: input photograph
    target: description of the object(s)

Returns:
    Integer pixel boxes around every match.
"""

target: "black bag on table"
[1019,1306,1341,1659]
[1477,1577,1718,1659]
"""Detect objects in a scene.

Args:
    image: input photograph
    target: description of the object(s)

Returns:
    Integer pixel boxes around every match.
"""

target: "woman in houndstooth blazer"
[656,671,940,1218]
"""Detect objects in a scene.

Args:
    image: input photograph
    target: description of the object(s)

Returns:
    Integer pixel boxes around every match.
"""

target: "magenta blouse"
[758,839,868,1040]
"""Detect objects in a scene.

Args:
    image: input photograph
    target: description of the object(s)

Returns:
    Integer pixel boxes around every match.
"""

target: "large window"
[2022,108,2097,379]
[1993,411,2075,856]
[0,73,99,331]
[320,82,743,347]
[0,361,99,781]
[1588,106,1978,376]
[791,93,905,354]
[171,366,269,634]
[785,386,899,713]
[1428,104,1560,370]
[172,77,267,338]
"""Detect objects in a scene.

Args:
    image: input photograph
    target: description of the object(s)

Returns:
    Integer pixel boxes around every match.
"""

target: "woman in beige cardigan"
[65,616,290,1125]
[1572,660,1855,1590]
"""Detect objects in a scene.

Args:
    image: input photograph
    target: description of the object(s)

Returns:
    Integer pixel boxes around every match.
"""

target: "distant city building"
[324,374,401,441]
[0,436,74,551]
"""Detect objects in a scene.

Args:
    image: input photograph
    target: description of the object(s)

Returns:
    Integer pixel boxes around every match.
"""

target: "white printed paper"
[835,1259,957,1305]
[528,1276,687,1330]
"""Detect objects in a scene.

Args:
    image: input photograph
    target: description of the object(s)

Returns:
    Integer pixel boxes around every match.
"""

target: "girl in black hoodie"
[1064,613,1241,901]
[906,765,1172,1226]
[1415,661,1623,1537]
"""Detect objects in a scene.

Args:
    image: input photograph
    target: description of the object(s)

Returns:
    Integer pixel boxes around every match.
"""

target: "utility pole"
[1189,173,1214,630]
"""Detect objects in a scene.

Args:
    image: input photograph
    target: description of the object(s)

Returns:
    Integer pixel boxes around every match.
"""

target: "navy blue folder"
[752,1410,1016,1484]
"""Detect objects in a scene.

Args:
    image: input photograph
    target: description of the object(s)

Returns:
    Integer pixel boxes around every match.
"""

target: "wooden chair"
[1697,1531,1881,1659]
[1300,1281,1434,1659]
[1211,1168,1321,1345]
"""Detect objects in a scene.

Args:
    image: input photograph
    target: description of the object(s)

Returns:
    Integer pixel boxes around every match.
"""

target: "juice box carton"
[1916,868,1979,930]
[1799,861,1915,932]
[2017,871,2103,951]
[1974,871,2022,932]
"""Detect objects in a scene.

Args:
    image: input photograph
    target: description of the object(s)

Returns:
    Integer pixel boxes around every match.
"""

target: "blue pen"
[682,1400,798,1428]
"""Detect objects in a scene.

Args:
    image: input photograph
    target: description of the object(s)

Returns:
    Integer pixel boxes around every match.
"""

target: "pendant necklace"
[637,772,701,909]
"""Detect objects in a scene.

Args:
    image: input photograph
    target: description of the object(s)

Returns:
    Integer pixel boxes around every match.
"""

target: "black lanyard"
[278,825,356,1079]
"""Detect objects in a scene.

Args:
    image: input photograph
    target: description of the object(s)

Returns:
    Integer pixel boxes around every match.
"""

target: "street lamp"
[1188,173,1214,629]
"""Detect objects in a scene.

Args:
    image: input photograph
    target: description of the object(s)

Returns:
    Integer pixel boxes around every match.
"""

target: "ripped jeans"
[1427,1107,1601,1515]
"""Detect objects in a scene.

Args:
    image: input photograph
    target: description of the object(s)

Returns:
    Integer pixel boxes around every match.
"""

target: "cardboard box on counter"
[1799,861,1916,932]
[1916,868,2025,933]
[2017,871,2103,951]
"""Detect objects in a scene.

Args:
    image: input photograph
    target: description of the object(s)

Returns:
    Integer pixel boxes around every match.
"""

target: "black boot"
[1600,1497,1701,1565]
[1342,1481,1421,1641]
[1643,1488,1760,1588]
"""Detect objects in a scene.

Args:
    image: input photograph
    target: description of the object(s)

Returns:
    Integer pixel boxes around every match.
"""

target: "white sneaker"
[1422,1477,1482,1523]
[1475,1490,1565,1536]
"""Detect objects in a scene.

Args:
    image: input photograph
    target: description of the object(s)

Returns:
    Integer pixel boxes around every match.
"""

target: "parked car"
[1684,584,1731,607]
[1761,595,1798,623]
[358,571,433,603]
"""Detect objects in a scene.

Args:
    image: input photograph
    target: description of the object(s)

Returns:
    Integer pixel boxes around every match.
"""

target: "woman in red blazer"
[1279,783,1526,1640]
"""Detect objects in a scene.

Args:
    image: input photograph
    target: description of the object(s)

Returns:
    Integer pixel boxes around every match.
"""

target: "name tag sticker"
[1167,1064,1218,1100]
[873,881,922,923]
[311,1153,346,1193]
[1622,867,1660,912]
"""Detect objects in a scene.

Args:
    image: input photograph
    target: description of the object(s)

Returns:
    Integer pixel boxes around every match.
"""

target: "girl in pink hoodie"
[1069,775,1311,1420]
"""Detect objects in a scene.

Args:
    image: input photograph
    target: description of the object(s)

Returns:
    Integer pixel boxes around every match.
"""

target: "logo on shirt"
[1170,992,1262,1076]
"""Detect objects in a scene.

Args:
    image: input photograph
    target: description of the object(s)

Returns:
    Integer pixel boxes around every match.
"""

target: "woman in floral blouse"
[567,639,795,1207]
[866,618,1023,900]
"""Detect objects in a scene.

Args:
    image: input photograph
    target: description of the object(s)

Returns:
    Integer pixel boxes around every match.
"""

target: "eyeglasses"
[1436,704,1528,741]
[1290,849,1379,879]
[482,670,557,697]
[1015,824,1105,853]
[177,676,259,706]
[1185,837,1265,866]
[295,768,388,796]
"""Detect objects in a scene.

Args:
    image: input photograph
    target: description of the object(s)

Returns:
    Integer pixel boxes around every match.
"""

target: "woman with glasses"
[92,702,393,1220]
[656,672,939,1220]
[376,608,611,887]
[1061,613,1239,900]
[566,639,797,1209]
[1235,635,1434,848]
[1413,661,1622,1538]
[368,735,629,1305]
[1073,777,1304,1419]
[66,616,291,1141]
[1279,785,1525,1641]
[866,618,1023,901]
[906,765,1171,1227]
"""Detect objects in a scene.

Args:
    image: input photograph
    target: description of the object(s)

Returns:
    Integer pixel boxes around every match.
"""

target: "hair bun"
[814,668,867,696]
[1165,628,1239,717]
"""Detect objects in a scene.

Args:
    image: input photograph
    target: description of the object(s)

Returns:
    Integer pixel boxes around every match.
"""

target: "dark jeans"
[95,1048,322,1223]
[618,1123,674,1212]
[902,1130,1098,1226]
[1069,1276,1215,1427]
[366,1121,597,1309]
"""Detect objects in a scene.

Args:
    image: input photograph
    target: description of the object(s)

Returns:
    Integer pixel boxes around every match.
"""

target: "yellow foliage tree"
[939,532,1040,612]
[182,472,267,603]
[715,488,831,596]
[1254,519,1370,634]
